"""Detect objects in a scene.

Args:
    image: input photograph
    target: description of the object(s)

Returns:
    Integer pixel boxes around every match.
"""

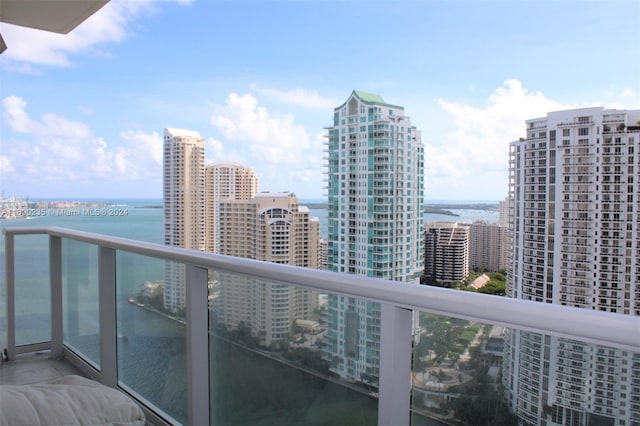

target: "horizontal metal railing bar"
[2,227,51,235]
[5,226,640,352]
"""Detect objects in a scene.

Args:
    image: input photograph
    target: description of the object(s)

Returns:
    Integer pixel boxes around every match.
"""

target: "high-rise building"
[504,107,640,425]
[214,192,320,346]
[469,220,507,272]
[323,90,424,384]
[163,127,205,313]
[205,161,259,253]
[498,196,511,227]
[423,222,470,287]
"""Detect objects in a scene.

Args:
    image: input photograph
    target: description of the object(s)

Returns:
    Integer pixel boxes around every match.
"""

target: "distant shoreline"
[304,202,498,215]
[3,197,499,214]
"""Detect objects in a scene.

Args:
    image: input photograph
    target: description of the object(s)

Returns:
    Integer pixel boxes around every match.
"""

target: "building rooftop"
[164,127,202,138]
[255,191,296,198]
[353,90,386,104]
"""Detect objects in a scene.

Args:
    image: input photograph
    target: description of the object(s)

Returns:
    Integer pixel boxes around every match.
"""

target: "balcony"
[2,227,639,425]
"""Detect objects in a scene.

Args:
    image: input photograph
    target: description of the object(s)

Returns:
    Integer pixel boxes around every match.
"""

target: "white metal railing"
[4,226,640,426]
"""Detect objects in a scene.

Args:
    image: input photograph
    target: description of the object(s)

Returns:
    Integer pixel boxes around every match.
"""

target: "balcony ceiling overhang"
[0,0,110,53]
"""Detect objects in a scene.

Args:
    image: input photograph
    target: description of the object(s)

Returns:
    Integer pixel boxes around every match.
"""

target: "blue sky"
[1,0,639,201]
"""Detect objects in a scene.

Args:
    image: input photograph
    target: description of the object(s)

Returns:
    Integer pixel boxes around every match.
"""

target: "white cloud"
[209,93,324,194]
[0,0,189,68]
[428,79,572,199]
[210,93,312,164]
[601,86,640,110]
[0,1,143,67]
[4,94,93,139]
[120,129,163,166]
[1,92,326,198]
[113,130,164,179]
[204,137,248,167]
[0,155,14,173]
[1,95,163,187]
[2,95,37,133]
[252,86,337,109]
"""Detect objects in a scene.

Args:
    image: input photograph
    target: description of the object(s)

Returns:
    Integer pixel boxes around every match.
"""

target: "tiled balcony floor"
[0,351,84,386]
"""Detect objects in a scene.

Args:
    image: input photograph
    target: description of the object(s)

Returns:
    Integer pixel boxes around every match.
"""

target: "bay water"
[0,199,496,424]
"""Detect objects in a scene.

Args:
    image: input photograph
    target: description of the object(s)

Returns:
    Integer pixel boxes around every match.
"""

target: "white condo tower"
[505,107,640,426]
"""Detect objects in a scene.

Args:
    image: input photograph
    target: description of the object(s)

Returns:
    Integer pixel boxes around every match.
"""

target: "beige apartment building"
[163,127,205,313]
[469,220,507,272]
[213,192,320,346]
[498,196,511,227]
[205,161,259,253]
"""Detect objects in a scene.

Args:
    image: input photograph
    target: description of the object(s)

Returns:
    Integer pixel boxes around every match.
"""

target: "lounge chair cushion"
[0,375,145,426]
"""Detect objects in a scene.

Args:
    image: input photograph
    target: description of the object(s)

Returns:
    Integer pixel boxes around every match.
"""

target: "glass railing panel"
[208,270,378,425]
[115,251,185,424]
[411,311,640,426]
[13,235,50,346]
[62,239,99,366]
[411,313,515,426]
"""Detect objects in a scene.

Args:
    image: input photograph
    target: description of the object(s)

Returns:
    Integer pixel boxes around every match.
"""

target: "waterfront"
[0,198,499,350]
[0,198,499,242]
[0,198,498,425]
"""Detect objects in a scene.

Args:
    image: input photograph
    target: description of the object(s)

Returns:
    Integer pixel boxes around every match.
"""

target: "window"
[563,129,570,136]
[578,127,589,136]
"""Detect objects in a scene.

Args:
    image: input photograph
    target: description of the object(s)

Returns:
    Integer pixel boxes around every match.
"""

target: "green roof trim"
[353,90,386,104]
[334,90,404,111]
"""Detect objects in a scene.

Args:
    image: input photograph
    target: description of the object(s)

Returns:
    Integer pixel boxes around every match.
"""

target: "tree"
[478,280,506,296]
[490,272,505,282]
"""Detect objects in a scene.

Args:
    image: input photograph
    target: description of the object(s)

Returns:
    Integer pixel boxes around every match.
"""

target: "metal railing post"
[99,246,117,388]
[5,233,16,361]
[186,264,210,425]
[50,235,63,358]
[378,304,413,426]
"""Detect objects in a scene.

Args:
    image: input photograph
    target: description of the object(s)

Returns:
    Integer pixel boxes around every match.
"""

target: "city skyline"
[1,1,638,201]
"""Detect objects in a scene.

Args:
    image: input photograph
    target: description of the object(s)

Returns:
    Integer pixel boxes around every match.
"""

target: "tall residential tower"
[205,161,259,253]
[469,220,507,272]
[323,91,424,384]
[163,127,205,312]
[213,192,320,345]
[504,107,640,425]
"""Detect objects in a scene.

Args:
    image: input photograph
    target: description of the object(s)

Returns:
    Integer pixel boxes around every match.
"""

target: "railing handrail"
[4,226,639,352]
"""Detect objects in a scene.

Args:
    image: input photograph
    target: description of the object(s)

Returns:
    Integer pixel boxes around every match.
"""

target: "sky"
[1,1,639,201]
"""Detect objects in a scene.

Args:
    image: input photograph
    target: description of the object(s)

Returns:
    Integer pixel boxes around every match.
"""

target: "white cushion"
[0,375,145,426]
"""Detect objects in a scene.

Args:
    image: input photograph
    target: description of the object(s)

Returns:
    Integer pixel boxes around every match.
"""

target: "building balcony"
[2,227,639,426]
